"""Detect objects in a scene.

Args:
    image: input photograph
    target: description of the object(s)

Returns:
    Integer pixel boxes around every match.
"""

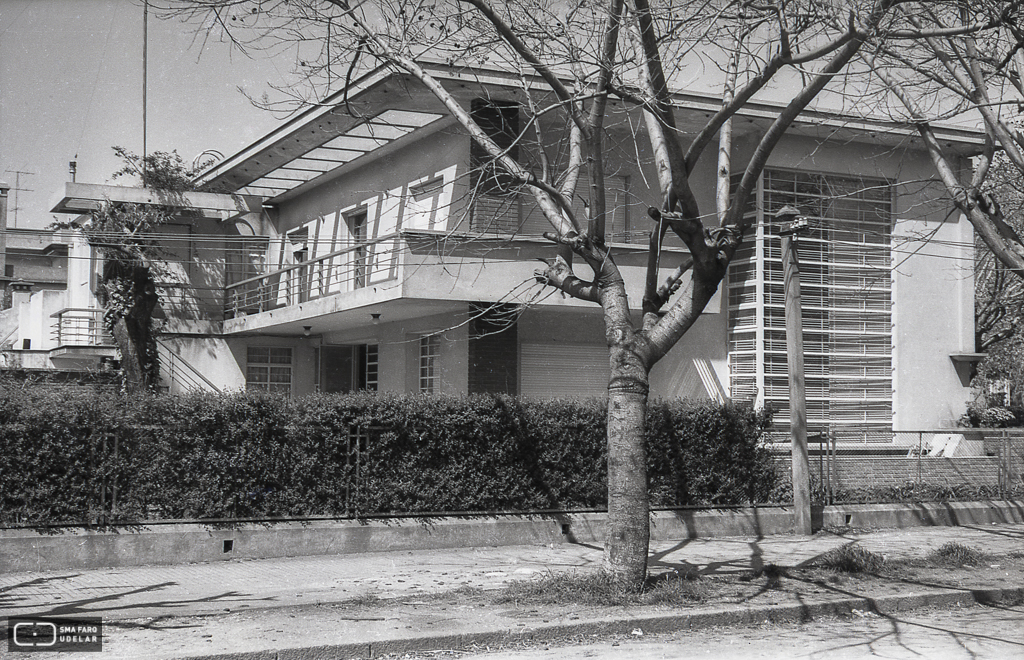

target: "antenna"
[3,170,35,228]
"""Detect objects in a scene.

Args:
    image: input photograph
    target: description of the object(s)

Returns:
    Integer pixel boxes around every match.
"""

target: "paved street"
[441,604,1024,660]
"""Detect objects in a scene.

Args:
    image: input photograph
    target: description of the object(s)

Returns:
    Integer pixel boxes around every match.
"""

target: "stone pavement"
[1,522,1023,659]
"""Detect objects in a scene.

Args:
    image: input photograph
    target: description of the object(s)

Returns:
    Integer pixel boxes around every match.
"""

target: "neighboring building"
[49,64,981,441]
[0,177,114,374]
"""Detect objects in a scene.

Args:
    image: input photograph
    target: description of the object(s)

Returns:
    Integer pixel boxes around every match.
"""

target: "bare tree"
[159,0,908,587]
[975,154,1024,350]
[864,2,1024,286]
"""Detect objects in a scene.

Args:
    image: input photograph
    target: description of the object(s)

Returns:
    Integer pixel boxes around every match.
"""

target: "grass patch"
[929,542,985,567]
[492,570,710,607]
[814,543,885,573]
[344,592,383,607]
[739,563,789,589]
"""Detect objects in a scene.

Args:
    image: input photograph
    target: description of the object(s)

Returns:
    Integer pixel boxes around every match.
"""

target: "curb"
[179,586,1024,660]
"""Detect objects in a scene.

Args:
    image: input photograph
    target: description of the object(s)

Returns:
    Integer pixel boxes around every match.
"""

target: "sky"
[0,0,296,229]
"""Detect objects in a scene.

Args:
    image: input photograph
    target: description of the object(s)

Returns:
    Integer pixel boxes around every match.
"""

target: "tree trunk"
[104,263,160,396]
[604,345,650,587]
[112,317,146,396]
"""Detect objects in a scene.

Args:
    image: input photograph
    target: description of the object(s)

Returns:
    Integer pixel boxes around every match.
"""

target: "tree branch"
[460,0,592,140]
[723,2,898,233]
[683,27,857,174]
[534,254,599,302]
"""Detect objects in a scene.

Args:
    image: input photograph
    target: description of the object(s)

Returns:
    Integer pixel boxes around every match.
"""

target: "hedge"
[0,383,777,525]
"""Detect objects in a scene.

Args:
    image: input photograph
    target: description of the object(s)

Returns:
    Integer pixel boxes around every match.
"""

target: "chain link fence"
[771,428,1024,504]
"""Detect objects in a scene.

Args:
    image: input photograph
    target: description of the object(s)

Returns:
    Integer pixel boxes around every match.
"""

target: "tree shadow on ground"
[0,577,277,624]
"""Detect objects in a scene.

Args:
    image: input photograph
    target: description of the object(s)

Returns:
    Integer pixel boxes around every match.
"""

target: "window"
[346,210,369,288]
[419,335,441,393]
[727,170,893,440]
[285,227,310,304]
[470,98,519,195]
[226,236,270,316]
[363,344,379,391]
[246,347,293,395]
[406,177,444,230]
[470,99,520,233]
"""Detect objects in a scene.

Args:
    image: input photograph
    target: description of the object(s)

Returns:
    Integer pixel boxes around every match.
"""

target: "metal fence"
[771,428,1024,504]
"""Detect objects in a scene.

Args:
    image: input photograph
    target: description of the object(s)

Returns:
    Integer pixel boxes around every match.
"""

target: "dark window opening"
[470,99,520,196]
[320,344,378,393]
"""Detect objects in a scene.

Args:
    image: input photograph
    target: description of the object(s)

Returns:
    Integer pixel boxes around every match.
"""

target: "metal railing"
[772,427,1024,503]
[223,234,401,318]
[157,342,222,393]
[50,308,113,347]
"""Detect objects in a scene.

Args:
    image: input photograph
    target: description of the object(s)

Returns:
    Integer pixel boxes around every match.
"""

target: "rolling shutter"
[520,343,609,399]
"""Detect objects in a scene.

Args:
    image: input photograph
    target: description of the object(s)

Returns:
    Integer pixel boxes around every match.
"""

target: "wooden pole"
[779,207,813,535]
[0,182,9,284]
[142,1,148,180]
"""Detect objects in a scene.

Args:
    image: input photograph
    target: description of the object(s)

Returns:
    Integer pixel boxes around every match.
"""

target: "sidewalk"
[2,522,1023,659]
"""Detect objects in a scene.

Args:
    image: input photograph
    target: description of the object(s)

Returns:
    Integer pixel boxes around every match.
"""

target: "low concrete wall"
[2,501,1022,573]
[819,500,1024,529]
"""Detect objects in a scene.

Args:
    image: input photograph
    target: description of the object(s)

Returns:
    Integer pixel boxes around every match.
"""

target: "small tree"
[974,161,1024,407]
[58,148,207,395]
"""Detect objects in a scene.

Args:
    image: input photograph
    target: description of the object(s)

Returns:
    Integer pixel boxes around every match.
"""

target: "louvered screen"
[727,170,893,437]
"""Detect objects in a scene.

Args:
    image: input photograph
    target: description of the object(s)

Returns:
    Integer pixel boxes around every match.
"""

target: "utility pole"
[0,181,9,281]
[142,1,149,182]
[3,170,34,228]
[778,205,813,536]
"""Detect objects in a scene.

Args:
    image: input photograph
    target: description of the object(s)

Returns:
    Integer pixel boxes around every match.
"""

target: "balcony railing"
[223,233,401,318]
[51,308,113,347]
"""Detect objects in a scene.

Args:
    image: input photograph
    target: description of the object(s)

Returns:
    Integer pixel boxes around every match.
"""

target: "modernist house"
[48,64,981,439]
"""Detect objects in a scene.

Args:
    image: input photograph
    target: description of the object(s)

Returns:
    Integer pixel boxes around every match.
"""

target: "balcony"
[49,308,117,362]
[224,233,401,319]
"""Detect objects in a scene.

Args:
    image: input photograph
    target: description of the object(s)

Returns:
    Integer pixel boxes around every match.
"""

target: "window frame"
[418,334,441,394]
[246,346,294,396]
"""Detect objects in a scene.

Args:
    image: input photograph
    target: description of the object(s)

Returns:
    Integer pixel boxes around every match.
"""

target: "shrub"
[0,386,777,525]
[0,376,138,524]
[647,401,775,506]
[929,542,984,566]
[814,543,885,573]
